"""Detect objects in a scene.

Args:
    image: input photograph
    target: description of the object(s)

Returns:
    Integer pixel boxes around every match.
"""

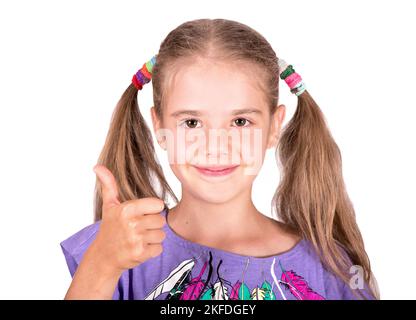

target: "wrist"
[64,241,124,299]
[86,240,124,280]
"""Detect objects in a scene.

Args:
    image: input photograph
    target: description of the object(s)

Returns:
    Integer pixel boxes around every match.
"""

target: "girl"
[61,18,379,300]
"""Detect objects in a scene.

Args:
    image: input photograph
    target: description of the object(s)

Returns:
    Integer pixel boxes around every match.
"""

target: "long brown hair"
[93,18,379,299]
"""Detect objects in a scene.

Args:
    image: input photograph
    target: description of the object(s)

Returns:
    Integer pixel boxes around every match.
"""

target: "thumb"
[93,164,121,211]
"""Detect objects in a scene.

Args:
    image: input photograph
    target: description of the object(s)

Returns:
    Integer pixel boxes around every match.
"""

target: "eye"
[180,118,202,129]
[233,118,252,127]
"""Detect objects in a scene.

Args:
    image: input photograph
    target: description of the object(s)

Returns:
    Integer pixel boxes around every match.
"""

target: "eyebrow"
[170,108,263,118]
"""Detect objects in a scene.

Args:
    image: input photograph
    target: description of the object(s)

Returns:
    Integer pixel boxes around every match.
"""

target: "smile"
[193,165,239,177]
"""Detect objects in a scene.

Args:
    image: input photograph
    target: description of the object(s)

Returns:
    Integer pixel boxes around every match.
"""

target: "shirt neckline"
[161,206,306,264]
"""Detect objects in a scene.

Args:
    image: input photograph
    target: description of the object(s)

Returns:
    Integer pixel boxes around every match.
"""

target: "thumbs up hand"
[91,164,167,273]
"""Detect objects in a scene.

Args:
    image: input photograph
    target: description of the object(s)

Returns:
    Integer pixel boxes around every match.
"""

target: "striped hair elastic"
[278,58,306,96]
[132,55,157,90]
[132,55,306,97]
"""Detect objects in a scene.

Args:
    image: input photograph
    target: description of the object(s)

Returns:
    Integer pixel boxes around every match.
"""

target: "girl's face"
[151,59,285,203]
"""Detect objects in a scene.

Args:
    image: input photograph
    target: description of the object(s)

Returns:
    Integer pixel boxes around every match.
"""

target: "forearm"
[64,242,123,300]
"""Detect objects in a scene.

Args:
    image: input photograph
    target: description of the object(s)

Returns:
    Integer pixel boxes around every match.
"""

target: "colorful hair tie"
[278,58,306,96]
[132,55,157,90]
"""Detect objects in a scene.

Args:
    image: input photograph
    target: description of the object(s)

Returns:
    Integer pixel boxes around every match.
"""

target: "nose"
[204,128,231,158]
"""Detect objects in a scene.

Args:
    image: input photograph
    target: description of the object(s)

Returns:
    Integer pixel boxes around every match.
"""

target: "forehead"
[165,59,267,115]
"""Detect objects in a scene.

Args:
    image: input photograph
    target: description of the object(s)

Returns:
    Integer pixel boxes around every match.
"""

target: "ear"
[150,106,167,150]
[267,104,286,149]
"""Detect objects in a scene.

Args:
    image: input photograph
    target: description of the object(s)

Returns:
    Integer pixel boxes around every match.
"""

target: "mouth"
[193,165,240,177]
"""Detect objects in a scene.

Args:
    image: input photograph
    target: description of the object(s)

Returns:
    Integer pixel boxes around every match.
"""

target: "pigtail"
[273,87,379,299]
[88,18,379,299]
[93,58,178,222]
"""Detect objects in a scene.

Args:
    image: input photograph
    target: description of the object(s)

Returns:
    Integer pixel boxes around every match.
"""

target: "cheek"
[164,127,268,169]
[239,127,268,174]
[165,129,206,165]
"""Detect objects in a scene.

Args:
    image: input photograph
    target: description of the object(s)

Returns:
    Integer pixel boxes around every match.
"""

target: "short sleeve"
[324,270,375,300]
[339,278,375,300]
[60,221,123,300]
[60,222,101,277]
[323,243,376,300]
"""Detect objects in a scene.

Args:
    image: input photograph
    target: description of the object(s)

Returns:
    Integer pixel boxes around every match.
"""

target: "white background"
[0,0,415,299]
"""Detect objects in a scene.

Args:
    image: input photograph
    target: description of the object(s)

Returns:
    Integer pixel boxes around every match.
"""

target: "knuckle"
[136,215,145,224]
[126,235,136,248]
[120,203,131,218]
[127,220,137,230]
[133,243,146,261]
[127,233,142,248]
[135,233,144,244]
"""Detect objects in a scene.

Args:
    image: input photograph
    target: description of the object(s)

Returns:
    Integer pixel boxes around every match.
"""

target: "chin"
[188,182,242,204]
[171,163,253,202]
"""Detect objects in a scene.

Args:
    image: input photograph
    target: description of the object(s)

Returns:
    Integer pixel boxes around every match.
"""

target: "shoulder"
[319,243,376,300]
[322,265,375,300]
[60,221,101,277]
[270,233,376,300]
[60,221,127,300]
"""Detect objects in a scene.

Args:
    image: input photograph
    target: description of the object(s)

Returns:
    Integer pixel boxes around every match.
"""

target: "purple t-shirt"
[60,207,374,300]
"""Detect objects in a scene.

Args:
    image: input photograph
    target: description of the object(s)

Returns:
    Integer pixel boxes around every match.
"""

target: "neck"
[167,186,268,247]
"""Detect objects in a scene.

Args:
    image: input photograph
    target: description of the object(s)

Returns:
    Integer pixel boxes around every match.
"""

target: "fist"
[91,164,167,272]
